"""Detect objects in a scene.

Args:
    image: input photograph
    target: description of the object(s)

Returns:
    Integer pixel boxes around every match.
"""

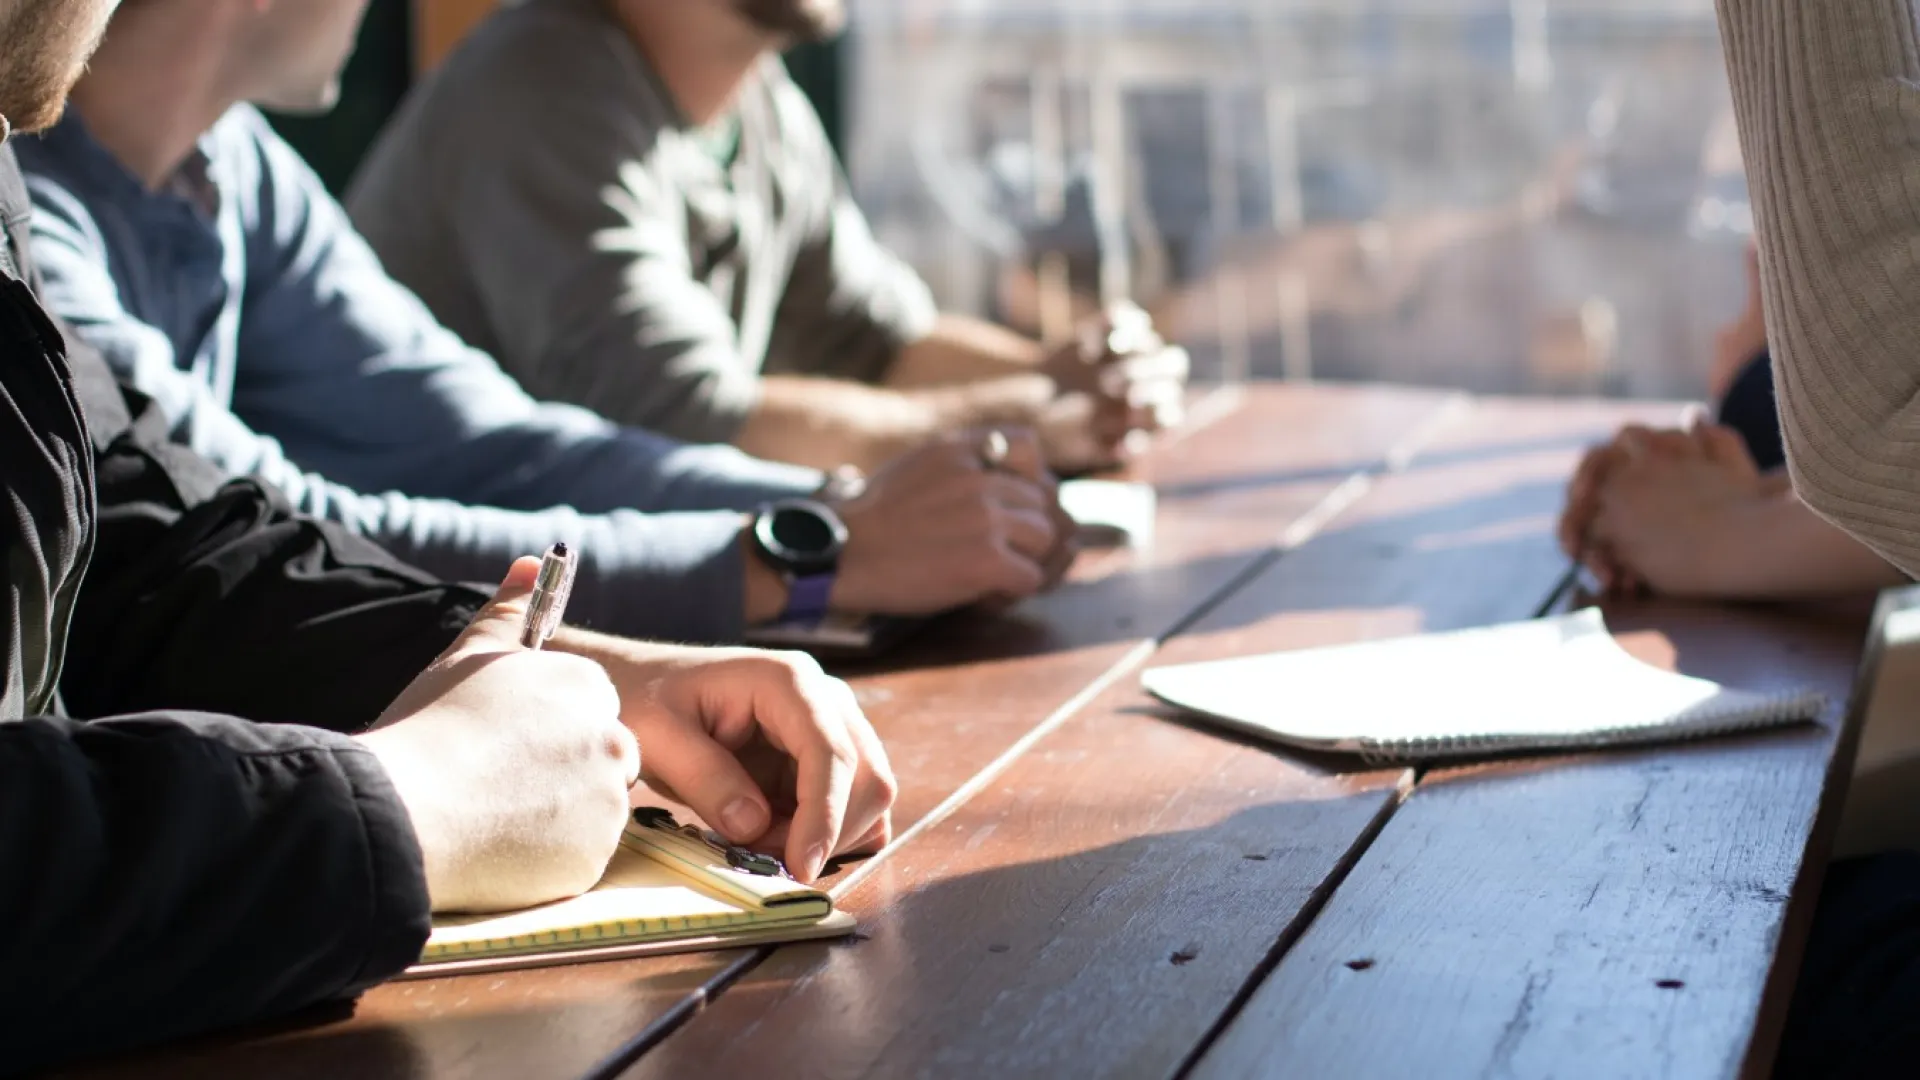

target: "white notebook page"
[1142,608,1824,759]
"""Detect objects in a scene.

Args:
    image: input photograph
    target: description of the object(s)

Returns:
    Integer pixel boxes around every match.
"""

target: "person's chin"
[253,81,342,118]
[734,0,846,44]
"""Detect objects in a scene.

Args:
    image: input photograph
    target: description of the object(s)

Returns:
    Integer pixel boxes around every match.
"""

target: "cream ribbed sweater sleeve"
[1717,0,1920,578]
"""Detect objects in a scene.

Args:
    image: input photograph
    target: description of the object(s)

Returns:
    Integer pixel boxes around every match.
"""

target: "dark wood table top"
[69,383,1873,1080]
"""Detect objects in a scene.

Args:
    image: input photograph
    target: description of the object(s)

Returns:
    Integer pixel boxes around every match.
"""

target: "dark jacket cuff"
[334,744,433,992]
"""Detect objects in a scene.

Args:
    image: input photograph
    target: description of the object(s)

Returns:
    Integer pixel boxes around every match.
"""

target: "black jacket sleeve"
[57,344,487,731]
[0,148,443,1071]
[0,711,431,1073]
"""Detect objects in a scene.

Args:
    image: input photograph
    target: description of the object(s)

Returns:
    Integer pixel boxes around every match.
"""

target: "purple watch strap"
[780,572,836,625]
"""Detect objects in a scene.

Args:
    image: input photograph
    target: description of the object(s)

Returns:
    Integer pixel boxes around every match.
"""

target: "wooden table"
[70,383,1873,1080]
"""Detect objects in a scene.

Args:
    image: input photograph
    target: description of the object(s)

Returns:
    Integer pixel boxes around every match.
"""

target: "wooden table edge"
[1737,595,1888,1078]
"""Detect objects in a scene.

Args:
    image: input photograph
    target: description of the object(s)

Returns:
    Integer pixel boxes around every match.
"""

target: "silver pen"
[520,542,578,650]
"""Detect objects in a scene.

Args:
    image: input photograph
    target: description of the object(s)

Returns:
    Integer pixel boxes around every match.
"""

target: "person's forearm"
[366,499,763,643]
[885,313,1047,388]
[735,373,1051,473]
[1708,491,1909,600]
[1717,0,1920,577]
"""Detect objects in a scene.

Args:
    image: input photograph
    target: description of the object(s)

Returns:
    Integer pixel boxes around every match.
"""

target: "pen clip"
[630,806,789,878]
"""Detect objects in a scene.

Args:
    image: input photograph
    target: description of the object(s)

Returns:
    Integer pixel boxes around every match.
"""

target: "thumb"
[458,555,544,649]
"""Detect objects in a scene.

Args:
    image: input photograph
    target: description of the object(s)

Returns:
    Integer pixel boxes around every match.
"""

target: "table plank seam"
[586,388,1479,1080]
[1170,771,1417,1080]
[578,951,766,1080]
[828,389,1476,909]
[1160,391,1606,1080]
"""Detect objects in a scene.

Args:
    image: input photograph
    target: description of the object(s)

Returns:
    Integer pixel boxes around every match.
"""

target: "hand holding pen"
[355,552,639,912]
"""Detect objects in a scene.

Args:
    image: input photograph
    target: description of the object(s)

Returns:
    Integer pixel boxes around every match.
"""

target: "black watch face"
[758,500,846,574]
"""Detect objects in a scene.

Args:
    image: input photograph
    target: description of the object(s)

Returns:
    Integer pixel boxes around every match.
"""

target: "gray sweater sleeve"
[349,13,764,446]
[347,10,934,446]
[1717,0,1920,578]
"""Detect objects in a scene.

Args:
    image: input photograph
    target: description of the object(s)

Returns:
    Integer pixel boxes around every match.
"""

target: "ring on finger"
[979,429,1010,472]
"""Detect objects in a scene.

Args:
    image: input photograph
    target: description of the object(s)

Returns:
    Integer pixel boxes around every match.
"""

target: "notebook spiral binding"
[1352,687,1830,767]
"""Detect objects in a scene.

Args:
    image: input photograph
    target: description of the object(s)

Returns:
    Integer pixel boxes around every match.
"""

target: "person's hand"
[1584,422,1770,597]
[829,428,1076,614]
[1558,438,1621,561]
[1040,303,1189,472]
[1558,419,1715,592]
[579,642,897,883]
[1558,424,1667,590]
[356,558,639,913]
[1708,242,1767,401]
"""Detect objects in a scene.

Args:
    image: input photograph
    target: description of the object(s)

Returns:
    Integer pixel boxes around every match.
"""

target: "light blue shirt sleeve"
[20,124,822,642]
[229,109,820,515]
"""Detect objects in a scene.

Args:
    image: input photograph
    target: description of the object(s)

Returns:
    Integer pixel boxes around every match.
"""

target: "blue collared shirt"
[18,105,822,642]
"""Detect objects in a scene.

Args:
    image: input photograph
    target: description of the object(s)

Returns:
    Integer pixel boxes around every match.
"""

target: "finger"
[1592,545,1633,596]
[848,812,892,856]
[1561,447,1612,555]
[1120,401,1172,436]
[1615,425,1656,461]
[982,471,1052,517]
[777,698,857,884]
[1040,525,1079,588]
[1641,428,1697,458]
[457,555,545,649]
[985,426,1049,484]
[1128,372,1187,409]
[828,681,896,855]
[609,719,643,791]
[1087,399,1149,445]
[1698,424,1757,475]
[1101,347,1191,396]
[634,710,773,844]
[994,503,1059,562]
[978,538,1049,599]
[1151,393,1185,430]
[1100,300,1159,358]
[1573,442,1620,499]
[1557,503,1584,560]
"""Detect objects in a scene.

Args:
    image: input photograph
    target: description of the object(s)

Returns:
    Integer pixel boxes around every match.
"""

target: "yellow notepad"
[405,808,855,978]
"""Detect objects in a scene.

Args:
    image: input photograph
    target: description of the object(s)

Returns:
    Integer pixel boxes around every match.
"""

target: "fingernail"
[804,843,829,882]
[720,798,766,840]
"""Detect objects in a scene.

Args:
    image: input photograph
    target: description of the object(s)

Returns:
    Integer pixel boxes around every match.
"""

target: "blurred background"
[288,0,1749,402]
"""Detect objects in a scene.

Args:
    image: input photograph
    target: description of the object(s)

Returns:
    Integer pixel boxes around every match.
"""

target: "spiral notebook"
[1141,608,1827,764]
[404,808,854,978]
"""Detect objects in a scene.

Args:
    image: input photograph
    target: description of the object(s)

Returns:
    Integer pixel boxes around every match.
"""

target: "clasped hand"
[1558,419,1771,598]
[1040,303,1189,472]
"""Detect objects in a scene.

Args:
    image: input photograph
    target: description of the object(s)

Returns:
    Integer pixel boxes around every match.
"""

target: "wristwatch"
[749,498,848,624]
